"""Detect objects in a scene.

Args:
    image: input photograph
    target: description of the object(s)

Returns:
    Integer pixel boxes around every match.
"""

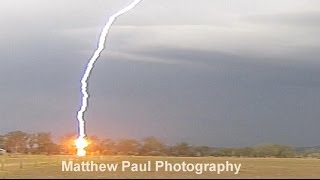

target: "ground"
[0,155,319,178]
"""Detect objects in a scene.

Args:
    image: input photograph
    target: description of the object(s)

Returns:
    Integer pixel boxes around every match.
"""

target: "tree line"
[0,131,318,158]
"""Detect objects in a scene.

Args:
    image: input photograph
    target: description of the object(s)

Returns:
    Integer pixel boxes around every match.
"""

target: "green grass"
[0,155,319,179]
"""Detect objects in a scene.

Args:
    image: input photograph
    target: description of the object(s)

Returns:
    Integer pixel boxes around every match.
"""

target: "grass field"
[0,155,319,179]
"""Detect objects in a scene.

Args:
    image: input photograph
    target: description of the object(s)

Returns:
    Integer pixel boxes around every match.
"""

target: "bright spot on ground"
[75,137,89,157]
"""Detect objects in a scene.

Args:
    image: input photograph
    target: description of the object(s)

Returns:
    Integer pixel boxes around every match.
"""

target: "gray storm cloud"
[0,0,320,147]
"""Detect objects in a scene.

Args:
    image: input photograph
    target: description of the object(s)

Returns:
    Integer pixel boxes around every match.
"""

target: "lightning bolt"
[75,0,143,155]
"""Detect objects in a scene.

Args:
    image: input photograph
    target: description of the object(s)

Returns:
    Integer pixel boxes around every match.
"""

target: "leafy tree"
[253,144,295,158]
[236,147,255,157]
[273,144,295,158]
[141,136,166,156]
[0,135,5,149]
[194,146,212,156]
[87,135,102,155]
[100,138,116,155]
[59,133,77,155]
[170,142,192,156]
[35,132,55,154]
[3,131,29,153]
[27,133,38,154]
[116,139,141,155]
[217,148,236,157]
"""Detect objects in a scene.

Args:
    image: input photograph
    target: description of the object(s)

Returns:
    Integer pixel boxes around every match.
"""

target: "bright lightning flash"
[75,138,89,157]
[75,0,143,156]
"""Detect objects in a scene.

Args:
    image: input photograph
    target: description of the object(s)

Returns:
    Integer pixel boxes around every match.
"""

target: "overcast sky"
[1,0,320,147]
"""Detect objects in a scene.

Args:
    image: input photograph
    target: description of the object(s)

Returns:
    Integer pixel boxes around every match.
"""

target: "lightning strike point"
[75,137,89,157]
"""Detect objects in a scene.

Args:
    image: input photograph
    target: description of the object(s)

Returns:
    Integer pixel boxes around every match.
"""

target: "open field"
[0,155,319,179]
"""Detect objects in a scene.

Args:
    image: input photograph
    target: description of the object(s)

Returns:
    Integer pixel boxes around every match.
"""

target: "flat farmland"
[0,155,319,179]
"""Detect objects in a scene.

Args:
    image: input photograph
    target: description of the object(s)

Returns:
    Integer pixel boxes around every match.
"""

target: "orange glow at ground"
[75,137,89,157]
